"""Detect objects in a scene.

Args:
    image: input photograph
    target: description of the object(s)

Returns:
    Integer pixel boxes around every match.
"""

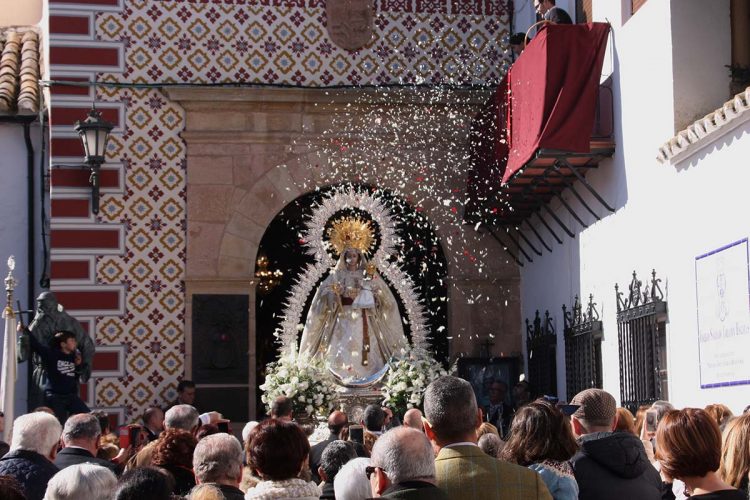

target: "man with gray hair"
[319,440,357,499]
[0,412,61,500]
[423,376,551,499]
[192,433,244,500]
[54,413,119,474]
[368,426,447,499]
[44,463,117,500]
[129,404,200,469]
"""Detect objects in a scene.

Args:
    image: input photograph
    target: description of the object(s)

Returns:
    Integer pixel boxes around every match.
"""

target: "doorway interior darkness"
[255,184,449,416]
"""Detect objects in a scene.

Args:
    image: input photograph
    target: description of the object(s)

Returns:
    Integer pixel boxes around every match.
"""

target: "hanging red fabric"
[502,22,610,183]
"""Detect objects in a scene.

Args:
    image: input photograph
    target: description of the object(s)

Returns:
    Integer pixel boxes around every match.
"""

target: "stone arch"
[174,86,523,419]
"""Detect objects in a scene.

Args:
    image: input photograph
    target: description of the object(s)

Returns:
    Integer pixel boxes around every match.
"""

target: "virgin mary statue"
[298,247,409,385]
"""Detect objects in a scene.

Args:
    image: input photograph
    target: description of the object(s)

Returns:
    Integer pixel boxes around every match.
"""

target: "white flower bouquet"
[382,353,455,411]
[260,353,338,418]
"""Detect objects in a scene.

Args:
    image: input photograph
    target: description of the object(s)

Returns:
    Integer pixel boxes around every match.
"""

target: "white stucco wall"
[0,122,45,414]
[0,0,43,26]
[518,0,750,413]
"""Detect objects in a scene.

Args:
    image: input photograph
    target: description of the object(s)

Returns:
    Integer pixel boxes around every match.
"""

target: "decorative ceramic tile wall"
[49,0,510,422]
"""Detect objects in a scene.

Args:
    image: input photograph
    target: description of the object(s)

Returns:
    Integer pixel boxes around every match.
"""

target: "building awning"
[466,23,615,262]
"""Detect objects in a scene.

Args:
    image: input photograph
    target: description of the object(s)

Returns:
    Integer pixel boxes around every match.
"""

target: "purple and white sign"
[696,239,750,388]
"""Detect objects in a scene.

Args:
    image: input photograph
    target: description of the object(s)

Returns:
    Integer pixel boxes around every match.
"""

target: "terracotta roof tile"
[657,86,750,164]
[0,28,41,115]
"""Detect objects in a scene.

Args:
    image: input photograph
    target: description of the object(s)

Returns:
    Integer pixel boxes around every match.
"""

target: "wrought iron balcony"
[466,23,615,265]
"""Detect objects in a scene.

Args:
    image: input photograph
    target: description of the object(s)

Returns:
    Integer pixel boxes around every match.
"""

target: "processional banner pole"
[1,256,18,443]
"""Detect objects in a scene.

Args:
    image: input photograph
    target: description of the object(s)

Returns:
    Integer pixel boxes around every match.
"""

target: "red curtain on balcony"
[503,22,610,182]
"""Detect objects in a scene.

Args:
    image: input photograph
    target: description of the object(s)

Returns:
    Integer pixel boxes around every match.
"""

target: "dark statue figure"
[17,292,95,409]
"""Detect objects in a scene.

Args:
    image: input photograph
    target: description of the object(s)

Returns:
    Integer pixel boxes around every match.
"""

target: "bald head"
[403,409,423,432]
[328,410,348,435]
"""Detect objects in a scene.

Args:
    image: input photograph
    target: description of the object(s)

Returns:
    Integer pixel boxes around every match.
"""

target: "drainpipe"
[0,115,38,312]
[23,122,35,312]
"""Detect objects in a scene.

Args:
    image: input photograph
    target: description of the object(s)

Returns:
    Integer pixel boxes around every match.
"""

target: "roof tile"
[657,86,750,164]
[0,28,41,115]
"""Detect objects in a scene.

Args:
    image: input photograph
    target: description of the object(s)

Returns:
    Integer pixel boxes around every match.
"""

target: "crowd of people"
[0,375,748,500]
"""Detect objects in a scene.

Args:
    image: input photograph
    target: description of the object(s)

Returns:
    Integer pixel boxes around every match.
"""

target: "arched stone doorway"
[254,184,450,415]
[171,86,522,420]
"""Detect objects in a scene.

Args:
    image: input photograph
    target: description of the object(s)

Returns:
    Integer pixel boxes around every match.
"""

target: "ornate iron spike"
[544,310,555,336]
[628,271,642,308]
[586,293,600,322]
[533,310,542,339]
[615,282,623,312]
[562,303,570,330]
[525,317,533,340]
[650,269,664,302]
[573,295,583,326]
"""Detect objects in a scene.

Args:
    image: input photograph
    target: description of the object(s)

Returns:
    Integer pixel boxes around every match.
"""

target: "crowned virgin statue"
[298,219,409,386]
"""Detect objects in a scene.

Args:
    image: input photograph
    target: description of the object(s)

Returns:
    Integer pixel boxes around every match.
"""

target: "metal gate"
[526,310,558,398]
[563,294,603,399]
[615,270,668,413]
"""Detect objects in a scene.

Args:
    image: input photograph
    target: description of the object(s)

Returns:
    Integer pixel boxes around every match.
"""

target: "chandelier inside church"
[255,255,283,295]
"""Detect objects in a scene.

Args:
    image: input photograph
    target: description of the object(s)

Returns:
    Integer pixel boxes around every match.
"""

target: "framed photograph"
[457,357,520,409]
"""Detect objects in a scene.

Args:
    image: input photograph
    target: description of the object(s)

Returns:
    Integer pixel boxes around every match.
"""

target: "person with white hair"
[192,433,244,500]
[368,427,448,499]
[129,403,200,469]
[43,462,116,500]
[0,412,62,500]
[334,457,372,500]
[241,420,259,443]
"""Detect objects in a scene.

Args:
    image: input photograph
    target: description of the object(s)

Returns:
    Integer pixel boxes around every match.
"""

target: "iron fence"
[615,270,668,413]
[526,310,558,398]
[563,294,603,399]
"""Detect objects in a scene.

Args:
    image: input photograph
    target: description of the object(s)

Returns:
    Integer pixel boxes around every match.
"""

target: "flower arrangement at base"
[260,353,339,419]
[382,353,455,412]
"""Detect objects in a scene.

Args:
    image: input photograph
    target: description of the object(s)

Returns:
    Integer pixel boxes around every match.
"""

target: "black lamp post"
[74,107,113,215]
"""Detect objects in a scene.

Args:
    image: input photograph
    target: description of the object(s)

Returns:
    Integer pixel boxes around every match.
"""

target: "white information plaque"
[696,239,750,388]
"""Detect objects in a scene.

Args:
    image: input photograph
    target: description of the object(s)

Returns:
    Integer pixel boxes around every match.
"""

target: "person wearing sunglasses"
[366,427,448,499]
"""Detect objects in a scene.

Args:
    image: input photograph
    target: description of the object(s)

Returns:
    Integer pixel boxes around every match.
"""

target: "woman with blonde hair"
[719,413,750,496]
[706,404,735,432]
[476,422,500,439]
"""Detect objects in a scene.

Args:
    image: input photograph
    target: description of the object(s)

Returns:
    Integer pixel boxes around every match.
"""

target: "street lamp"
[74,107,114,214]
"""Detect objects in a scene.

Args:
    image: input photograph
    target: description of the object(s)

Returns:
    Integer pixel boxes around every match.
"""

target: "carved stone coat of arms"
[326,0,375,51]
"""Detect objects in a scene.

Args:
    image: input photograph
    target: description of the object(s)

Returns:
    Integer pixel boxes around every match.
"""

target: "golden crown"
[327,216,375,256]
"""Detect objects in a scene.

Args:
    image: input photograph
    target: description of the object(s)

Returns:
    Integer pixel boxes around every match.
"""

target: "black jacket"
[370,480,450,500]
[27,332,79,394]
[217,483,245,500]
[571,431,663,500]
[320,481,336,499]
[0,449,59,500]
[54,447,119,475]
[159,463,196,496]
[310,432,338,484]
